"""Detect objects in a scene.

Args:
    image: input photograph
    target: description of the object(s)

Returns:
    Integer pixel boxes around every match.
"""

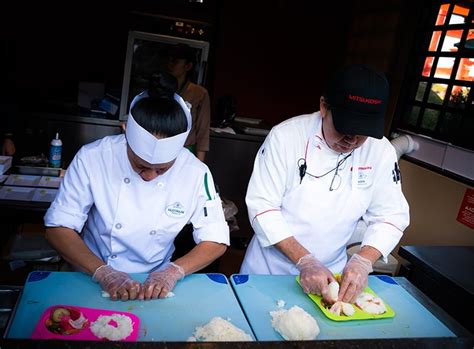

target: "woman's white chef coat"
[240,112,409,275]
[44,134,229,273]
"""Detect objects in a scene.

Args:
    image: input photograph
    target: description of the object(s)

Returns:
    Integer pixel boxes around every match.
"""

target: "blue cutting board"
[230,274,455,340]
[7,271,255,341]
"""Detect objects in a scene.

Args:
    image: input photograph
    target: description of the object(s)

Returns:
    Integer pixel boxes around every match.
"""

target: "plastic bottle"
[49,132,62,168]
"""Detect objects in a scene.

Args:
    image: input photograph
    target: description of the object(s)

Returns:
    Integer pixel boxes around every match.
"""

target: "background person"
[167,44,210,162]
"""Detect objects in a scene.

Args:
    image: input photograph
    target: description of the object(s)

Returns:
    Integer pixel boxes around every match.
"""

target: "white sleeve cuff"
[193,222,230,246]
[44,204,88,233]
[191,197,230,246]
[252,210,292,247]
[361,222,403,262]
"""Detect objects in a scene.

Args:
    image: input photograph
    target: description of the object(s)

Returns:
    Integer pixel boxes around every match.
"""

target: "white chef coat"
[44,134,229,273]
[240,112,409,275]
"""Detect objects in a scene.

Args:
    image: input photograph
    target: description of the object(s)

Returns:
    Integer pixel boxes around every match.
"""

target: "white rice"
[188,317,253,341]
[90,314,134,341]
[270,305,320,340]
[276,299,286,308]
[101,290,174,298]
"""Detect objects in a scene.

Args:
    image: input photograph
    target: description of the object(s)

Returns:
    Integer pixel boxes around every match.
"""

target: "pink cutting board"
[31,305,140,341]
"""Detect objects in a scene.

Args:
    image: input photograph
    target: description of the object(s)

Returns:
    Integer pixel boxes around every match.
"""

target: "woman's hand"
[140,262,185,300]
[92,265,141,301]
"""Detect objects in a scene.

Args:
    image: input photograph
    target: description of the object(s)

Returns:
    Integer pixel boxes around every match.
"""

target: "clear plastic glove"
[92,265,141,301]
[339,254,373,303]
[296,254,336,303]
[140,262,185,300]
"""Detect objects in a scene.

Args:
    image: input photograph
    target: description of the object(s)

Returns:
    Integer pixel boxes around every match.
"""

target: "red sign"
[456,188,474,229]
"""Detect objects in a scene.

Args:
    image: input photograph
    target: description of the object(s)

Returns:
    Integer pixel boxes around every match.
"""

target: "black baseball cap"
[326,64,388,139]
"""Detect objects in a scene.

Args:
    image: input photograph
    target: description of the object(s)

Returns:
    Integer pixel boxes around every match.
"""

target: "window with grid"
[398,1,474,151]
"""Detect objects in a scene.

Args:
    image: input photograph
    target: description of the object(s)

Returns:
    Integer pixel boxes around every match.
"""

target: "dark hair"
[131,72,188,137]
[168,44,197,80]
[169,44,196,66]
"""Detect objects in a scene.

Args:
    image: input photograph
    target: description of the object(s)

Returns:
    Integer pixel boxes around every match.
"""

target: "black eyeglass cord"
[298,151,353,184]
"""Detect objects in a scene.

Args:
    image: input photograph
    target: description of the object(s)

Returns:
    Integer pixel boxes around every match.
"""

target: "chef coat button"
[124,177,130,184]
[115,223,122,229]
[157,182,164,189]
[149,230,156,235]
[110,255,117,259]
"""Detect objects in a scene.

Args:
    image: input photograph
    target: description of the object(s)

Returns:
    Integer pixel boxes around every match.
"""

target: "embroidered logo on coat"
[166,202,185,218]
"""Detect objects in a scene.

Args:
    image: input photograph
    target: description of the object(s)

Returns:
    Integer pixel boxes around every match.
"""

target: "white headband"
[125,91,192,164]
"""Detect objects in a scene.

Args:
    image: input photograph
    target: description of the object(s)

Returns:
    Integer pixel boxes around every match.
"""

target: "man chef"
[240,64,409,304]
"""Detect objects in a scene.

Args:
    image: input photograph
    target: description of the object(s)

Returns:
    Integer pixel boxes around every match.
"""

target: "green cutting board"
[296,276,395,321]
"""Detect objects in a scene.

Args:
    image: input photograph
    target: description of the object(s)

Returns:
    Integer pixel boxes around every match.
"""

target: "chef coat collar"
[310,112,360,191]
[312,112,341,156]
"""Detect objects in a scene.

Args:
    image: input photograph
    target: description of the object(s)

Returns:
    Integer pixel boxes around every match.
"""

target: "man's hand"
[339,254,373,303]
[140,262,185,300]
[92,265,141,301]
[297,254,336,303]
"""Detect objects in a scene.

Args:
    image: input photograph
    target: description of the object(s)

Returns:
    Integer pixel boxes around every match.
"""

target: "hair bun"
[148,71,178,100]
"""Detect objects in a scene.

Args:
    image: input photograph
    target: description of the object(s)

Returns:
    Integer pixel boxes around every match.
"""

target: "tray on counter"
[16,165,62,177]
[296,276,395,321]
[5,175,41,187]
[0,186,58,202]
[3,174,62,189]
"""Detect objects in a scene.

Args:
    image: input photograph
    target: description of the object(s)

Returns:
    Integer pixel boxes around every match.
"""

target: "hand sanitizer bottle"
[49,132,62,168]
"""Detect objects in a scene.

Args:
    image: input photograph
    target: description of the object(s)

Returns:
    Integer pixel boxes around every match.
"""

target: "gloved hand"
[140,262,185,300]
[297,254,336,303]
[339,254,373,303]
[92,265,141,301]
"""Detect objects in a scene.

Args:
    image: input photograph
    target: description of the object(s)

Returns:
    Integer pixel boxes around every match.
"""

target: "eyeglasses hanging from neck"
[297,150,353,191]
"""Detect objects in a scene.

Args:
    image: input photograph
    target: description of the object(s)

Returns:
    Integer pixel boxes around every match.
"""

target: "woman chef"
[240,65,409,304]
[44,72,229,301]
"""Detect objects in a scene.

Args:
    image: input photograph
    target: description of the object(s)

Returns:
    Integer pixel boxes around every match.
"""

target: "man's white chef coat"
[240,112,409,274]
[44,135,229,273]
